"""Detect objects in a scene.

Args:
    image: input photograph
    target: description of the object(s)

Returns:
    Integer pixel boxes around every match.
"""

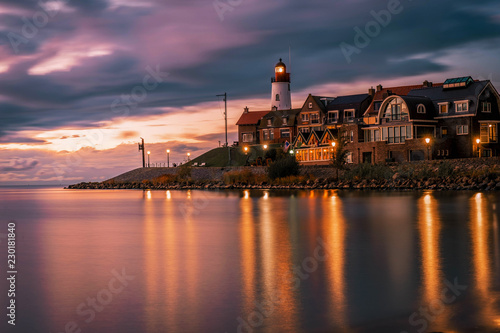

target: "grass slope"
[189,145,275,167]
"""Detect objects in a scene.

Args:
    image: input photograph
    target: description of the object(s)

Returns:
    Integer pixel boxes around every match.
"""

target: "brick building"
[236,60,500,164]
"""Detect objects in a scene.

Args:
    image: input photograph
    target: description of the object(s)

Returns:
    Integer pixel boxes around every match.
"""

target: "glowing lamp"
[425,138,430,144]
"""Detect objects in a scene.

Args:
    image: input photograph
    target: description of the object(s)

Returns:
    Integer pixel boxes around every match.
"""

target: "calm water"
[1,187,499,333]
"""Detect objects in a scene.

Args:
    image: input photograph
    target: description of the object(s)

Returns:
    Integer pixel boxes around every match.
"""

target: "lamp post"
[244,146,249,155]
[425,138,431,160]
[147,151,151,167]
[187,152,190,162]
[166,149,170,167]
[476,138,481,157]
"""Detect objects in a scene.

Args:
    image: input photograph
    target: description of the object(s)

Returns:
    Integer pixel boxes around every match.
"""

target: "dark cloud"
[0,0,499,141]
[0,158,39,171]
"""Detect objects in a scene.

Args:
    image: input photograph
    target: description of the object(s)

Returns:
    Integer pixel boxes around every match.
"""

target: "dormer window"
[267,118,272,126]
[455,100,469,113]
[438,102,449,114]
[344,110,355,122]
[282,117,288,125]
[417,104,426,114]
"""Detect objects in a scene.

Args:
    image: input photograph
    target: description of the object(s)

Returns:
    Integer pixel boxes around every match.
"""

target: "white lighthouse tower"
[271,58,291,110]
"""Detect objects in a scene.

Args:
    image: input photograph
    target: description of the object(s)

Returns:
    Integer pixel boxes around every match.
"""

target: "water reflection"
[321,192,348,330]
[469,193,499,329]
[239,190,298,332]
[417,192,450,330]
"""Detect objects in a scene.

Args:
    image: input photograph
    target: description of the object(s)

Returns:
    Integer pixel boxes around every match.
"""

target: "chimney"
[244,106,249,113]
[368,87,375,96]
[423,80,433,88]
[376,84,383,92]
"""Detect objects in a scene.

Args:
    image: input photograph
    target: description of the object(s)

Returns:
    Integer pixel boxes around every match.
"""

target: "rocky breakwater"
[67,158,500,191]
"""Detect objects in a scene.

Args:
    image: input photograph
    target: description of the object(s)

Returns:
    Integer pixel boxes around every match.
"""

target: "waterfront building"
[236,61,500,164]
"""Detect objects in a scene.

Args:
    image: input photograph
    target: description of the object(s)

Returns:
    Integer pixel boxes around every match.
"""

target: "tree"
[331,129,350,179]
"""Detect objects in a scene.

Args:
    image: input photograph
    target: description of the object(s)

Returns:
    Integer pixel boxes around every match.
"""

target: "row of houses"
[236,60,500,164]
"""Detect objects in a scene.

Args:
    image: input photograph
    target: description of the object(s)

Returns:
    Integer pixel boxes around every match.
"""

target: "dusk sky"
[1,0,500,184]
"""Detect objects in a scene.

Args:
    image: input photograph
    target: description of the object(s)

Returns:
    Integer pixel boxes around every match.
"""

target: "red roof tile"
[236,111,270,125]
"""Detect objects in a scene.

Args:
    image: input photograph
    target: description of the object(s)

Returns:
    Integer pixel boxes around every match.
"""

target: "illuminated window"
[438,103,448,114]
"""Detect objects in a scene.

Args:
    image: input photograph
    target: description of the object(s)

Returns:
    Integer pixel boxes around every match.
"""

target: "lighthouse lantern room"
[271,58,291,110]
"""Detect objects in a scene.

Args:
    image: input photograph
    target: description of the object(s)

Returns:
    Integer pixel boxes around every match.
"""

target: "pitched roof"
[408,80,489,116]
[364,83,443,116]
[259,108,301,128]
[236,111,270,125]
[327,93,370,107]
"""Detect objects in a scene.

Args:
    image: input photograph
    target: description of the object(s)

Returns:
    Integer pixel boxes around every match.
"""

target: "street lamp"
[331,142,336,147]
[425,137,431,160]
[244,146,249,155]
[263,144,268,150]
[187,152,190,161]
[166,149,170,167]
[476,138,481,157]
[147,151,151,167]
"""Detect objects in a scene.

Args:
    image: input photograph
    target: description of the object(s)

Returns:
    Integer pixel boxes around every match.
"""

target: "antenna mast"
[216,92,230,165]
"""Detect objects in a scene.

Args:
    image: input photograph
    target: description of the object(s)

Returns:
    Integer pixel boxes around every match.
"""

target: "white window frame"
[456,125,469,135]
[280,128,290,138]
[301,113,309,122]
[267,119,272,126]
[310,113,320,124]
[482,102,492,113]
[282,117,288,125]
[308,102,313,109]
[438,102,449,114]
[455,100,469,113]
[417,104,426,114]
[242,133,254,143]
[327,111,338,124]
[344,109,355,122]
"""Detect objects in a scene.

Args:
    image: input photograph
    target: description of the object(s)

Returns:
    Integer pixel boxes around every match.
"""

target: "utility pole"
[217,92,230,166]
[138,137,145,168]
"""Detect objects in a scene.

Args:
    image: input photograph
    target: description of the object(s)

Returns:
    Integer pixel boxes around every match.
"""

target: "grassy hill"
[189,145,282,167]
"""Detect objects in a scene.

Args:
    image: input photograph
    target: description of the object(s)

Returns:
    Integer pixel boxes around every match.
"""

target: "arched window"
[276,94,280,101]
[417,104,426,114]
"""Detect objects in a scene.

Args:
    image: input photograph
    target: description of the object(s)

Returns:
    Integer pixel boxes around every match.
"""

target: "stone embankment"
[67,158,500,191]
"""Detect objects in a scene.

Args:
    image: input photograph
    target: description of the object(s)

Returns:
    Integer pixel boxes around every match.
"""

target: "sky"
[1,0,500,184]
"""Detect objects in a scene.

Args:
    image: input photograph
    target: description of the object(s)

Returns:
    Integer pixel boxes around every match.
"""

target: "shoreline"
[67,157,500,191]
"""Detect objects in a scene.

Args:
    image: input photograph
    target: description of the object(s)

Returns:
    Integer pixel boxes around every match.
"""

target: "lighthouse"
[271,58,291,110]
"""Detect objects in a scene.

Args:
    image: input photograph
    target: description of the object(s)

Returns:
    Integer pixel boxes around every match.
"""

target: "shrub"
[177,164,192,180]
[153,174,178,185]
[437,161,454,178]
[343,163,393,181]
[267,155,300,180]
[223,169,266,184]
